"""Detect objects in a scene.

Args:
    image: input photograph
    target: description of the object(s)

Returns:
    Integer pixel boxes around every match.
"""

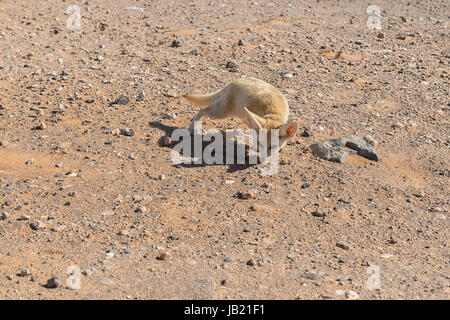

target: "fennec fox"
[184,77,298,153]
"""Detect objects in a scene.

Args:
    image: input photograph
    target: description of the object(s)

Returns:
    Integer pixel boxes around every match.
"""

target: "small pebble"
[46,277,61,288]
[336,242,350,250]
[30,220,45,230]
[313,206,329,217]
[19,268,31,277]
[157,252,170,261]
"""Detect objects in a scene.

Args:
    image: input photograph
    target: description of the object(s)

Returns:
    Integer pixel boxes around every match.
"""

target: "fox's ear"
[244,107,264,130]
[279,121,299,138]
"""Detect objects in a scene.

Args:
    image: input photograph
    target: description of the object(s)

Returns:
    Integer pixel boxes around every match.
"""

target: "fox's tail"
[183,87,225,107]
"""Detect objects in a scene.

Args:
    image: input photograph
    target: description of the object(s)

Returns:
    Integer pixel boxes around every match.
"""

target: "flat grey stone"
[310,134,379,163]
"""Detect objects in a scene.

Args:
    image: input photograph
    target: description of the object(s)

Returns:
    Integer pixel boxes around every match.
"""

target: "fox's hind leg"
[188,98,230,134]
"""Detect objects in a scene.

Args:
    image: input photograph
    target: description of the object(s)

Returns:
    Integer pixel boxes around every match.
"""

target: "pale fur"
[184,77,298,152]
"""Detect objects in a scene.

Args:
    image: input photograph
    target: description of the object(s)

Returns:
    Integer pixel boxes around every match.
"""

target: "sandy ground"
[0,0,448,299]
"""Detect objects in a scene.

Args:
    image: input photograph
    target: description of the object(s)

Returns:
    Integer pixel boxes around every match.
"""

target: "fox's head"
[244,107,298,155]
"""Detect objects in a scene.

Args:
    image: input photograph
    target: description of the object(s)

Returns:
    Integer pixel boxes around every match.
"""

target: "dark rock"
[301,129,312,137]
[310,134,379,163]
[46,277,61,288]
[120,128,135,137]
[301,183,311,189]
[111,95,130,106]
[336,242,350,250]
[246,259,255,266]
[171,40,181,47]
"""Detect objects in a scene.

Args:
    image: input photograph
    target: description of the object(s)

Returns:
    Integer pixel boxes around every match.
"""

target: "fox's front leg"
[188,107,208,135]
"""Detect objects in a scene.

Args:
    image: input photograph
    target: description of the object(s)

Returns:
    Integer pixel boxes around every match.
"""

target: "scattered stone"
[302,272,325,280]
[281,72,293,79]
[336,242,350,250]
[19,214,31,220]
[313,206,329,217]
[25,159,35,165]
[136,90,145,102]
[119,127,135,137]
[237,189,258,200]
[111,95,130,105]
[37,121,47,130]
[46,277,61,288]
[171,40,181,48]
[158,174,166,180]
[246,259,256,266]
[19,268,31,277]
[301,183,311,189]
[135,206,147,213]
[105,252,115,259]
[393,121,404,129]
[225,61,238,72]
[413,191,425,198]
[301,129,312,137]
[157,252,170,261]
[310,134,379,163]
[164,89,177,98]
[388,238,398,245]
[30,220,45,230]
[224,257,232,263]
[118,230,129,236]
[0,211,9,220]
